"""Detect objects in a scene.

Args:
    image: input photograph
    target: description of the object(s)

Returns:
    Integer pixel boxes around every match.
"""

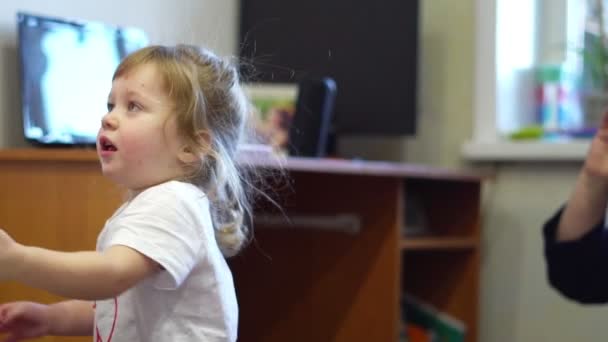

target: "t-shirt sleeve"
[543,205,608,303]
[103,185,208,290]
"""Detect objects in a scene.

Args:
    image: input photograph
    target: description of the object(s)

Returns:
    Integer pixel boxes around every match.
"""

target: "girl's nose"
[101,113,118,130]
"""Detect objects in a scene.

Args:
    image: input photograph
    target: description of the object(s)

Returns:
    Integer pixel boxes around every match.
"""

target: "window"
[463,0,591,161]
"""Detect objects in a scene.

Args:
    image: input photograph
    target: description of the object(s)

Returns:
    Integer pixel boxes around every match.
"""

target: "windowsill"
[462,139,590,161]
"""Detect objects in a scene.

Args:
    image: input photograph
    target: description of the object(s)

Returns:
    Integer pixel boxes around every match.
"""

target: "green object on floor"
[402,296,465,342]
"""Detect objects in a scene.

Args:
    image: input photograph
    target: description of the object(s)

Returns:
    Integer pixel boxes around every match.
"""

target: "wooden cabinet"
[0,149,483,342]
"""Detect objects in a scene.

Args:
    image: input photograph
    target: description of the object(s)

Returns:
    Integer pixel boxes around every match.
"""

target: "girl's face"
[97,62,186,191]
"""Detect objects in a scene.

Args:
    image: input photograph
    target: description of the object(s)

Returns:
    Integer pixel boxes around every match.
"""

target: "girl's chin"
[100,166,121,181]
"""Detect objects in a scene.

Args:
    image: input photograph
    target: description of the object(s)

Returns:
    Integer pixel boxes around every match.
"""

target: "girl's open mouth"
[99,136,118,152]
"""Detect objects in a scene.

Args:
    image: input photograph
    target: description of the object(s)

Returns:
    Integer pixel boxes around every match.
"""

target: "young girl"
[0,44,253,341]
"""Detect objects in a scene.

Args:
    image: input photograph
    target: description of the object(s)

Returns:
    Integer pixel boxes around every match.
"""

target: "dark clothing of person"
[544,207,608,304]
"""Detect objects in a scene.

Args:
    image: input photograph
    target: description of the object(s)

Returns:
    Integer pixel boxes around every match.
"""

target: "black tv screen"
[239,0,419,136]
[17,12,149,145]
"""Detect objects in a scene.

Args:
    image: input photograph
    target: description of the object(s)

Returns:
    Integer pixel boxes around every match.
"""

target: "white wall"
[478,162,608,342]
[0,0,238,147]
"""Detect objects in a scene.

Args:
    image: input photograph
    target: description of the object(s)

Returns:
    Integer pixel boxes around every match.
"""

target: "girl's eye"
[107,103,114,112]
[128,101,141,111]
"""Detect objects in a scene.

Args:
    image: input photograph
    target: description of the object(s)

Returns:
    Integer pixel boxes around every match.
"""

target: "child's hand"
[0,302,51,341]
[584,112,608,185]
[0,229,22,280]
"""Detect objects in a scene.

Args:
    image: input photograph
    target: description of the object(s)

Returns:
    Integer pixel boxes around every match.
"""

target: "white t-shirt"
[94,181,238,342]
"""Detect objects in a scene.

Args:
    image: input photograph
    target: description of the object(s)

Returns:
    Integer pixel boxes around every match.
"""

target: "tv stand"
[0,149,484,342]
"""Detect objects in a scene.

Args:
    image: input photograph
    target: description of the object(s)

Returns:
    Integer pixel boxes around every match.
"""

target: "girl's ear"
[177,146,198,164]
[177,130,212,164]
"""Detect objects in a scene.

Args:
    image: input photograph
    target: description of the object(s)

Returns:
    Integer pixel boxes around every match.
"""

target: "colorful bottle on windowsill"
[535,63,585,139]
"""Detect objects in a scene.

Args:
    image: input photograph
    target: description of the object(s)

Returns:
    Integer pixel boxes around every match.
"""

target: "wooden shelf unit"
[399,177,482,341]
[0,149,484,342]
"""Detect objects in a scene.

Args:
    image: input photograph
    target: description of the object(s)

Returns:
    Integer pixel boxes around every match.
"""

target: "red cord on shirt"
[94,297,118,342]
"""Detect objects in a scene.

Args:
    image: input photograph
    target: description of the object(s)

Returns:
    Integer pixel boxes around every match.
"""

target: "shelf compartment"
[403,179,481,237]
[401,251,480,342]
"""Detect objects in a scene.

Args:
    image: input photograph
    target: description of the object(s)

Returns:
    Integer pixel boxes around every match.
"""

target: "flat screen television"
[17,12,149,145]
[239,0,419,137]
